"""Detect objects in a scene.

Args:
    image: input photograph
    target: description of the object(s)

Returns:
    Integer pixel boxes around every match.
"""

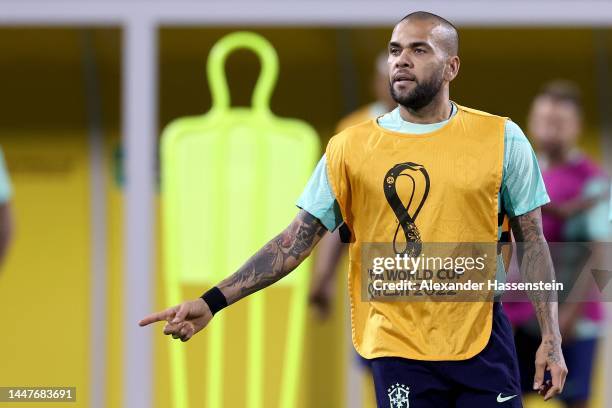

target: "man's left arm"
[510,208,568,400]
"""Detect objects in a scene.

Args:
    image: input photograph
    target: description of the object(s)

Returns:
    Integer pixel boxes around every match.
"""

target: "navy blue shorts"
[370,302,522,408]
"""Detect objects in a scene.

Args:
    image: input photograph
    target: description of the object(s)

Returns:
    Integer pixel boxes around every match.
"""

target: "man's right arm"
[139,209,328,341]
[217,209,327,305]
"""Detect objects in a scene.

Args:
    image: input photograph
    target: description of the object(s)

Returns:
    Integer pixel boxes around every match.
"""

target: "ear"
[445,55,460,82]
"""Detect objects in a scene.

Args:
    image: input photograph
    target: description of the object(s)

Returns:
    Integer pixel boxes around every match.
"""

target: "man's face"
[529,96,581,154]
[388,19,449,110]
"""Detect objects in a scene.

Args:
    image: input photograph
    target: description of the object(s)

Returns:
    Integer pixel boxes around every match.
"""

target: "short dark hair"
[399,11,459,56]
[537,80,582,112]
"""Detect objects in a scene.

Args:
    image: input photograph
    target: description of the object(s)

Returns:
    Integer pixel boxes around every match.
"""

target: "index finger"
[543,383,560,401]
[138,308,175,327]
[543,367,565,400]
[551,365,567,395]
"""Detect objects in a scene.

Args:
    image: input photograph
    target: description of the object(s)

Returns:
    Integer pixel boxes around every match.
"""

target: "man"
[504,81,608,408]
[140,12,567,407]
[0,145,13,269]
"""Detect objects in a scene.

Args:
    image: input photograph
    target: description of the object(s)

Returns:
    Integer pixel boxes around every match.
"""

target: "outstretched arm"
[218,209,327,305]
[139,210,327,341]
[510,207,568,400]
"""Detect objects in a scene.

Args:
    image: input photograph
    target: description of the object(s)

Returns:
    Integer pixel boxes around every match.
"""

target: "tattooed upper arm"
[217,210,328,304]
[284,210,329,259]
[510,207,547,243]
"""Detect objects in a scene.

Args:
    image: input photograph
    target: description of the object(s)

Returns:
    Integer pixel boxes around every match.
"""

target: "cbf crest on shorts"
[387,383,410,408]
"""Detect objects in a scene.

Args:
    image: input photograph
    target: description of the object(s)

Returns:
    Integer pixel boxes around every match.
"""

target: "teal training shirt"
[297,103,550,233]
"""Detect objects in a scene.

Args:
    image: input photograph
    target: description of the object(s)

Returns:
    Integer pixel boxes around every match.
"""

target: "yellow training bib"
[326,104,506,360]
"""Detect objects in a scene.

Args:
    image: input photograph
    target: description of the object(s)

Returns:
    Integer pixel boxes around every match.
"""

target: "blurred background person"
[309,51,396,317]
[308,50,395,408]
[333,51,397,140]
[504,80,609,408]
[0,145,13,269]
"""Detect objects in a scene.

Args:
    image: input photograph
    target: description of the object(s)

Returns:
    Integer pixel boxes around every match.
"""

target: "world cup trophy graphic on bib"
[383,162,430,257]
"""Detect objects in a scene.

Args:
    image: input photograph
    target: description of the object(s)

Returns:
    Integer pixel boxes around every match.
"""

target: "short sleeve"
[295,154,343,231]
[0,147,12,204]
[501,121,550,217]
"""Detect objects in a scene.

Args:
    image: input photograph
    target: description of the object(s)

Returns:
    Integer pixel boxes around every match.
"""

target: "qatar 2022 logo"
[383,162,430,257]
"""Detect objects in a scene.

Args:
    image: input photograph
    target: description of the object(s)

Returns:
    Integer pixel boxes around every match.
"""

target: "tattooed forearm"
[510,207,560,337]
[217,210,328,305]
[544,337,562,364]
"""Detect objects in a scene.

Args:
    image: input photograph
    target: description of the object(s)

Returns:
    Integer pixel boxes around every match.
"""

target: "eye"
[414,48,426,54]
[390,48,401,56]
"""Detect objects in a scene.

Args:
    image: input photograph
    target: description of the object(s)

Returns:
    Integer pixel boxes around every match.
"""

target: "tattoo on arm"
[510,207,560,338]
[217,210,328,305]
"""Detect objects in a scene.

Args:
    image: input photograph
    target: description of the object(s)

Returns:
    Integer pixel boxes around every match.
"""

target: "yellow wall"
[0,132,91,407]
[0,26,609,408]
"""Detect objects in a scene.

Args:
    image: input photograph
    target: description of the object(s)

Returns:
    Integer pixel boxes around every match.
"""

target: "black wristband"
[201,287,228,316]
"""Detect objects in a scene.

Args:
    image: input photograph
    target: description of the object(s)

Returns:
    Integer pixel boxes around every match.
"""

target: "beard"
[389,67,445,110]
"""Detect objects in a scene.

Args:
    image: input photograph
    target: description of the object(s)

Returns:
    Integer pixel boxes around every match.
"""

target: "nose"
[395,49,413,69]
